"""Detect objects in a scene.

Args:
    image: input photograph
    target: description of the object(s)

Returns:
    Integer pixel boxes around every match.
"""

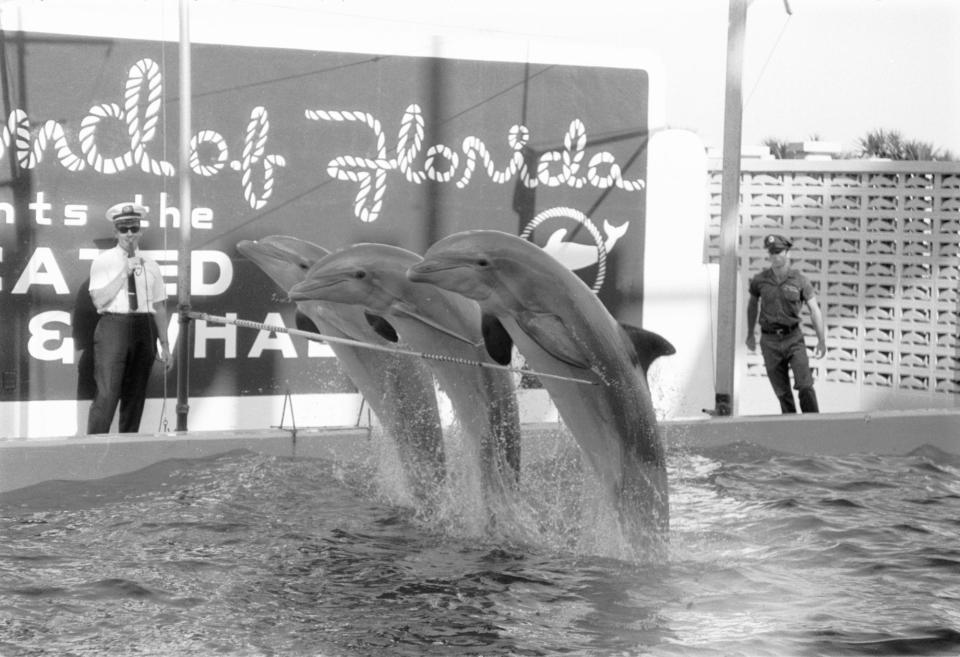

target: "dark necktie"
[127,269,138,311]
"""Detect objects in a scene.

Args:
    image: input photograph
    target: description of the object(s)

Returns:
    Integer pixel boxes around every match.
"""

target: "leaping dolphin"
[288,243,522,516]
[407,229,675,553]
[236,236,446,507]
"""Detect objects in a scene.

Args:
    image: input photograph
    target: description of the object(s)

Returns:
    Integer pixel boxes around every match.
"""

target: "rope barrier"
[187,311,599,387]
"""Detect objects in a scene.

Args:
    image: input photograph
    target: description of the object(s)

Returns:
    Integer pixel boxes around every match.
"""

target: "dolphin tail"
[486,373,521,483]
[618,456,670,558]
[602,219,630,250]
[378,355,446,505]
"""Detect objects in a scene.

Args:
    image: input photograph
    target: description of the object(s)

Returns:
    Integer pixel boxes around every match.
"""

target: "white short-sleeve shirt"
[89,245,167,314]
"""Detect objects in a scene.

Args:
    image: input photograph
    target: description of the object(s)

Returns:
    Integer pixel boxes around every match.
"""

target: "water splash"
[356,418,666,563]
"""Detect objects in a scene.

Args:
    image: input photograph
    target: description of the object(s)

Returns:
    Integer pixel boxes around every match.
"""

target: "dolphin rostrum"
[407,229,675,553]
[236,236,446,507]
[288,243,522,516]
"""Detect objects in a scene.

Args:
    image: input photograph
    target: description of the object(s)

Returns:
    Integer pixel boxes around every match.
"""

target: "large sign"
[0,33,649,403]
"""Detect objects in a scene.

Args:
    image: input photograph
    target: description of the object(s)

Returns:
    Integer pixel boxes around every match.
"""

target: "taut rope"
[187,311,598,386]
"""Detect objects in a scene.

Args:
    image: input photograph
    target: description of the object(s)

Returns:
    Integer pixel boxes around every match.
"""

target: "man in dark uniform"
[745,234,826,413]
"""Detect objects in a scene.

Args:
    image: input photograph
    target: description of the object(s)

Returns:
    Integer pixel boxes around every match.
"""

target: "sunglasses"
[116,225,141,234]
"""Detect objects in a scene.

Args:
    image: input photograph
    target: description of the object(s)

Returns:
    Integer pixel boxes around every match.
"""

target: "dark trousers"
[87,314,157,434]
[759,329,819,414]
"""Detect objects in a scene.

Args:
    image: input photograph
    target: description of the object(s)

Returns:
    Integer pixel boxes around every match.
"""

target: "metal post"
[714,0,748,416]
[175,0,192,431]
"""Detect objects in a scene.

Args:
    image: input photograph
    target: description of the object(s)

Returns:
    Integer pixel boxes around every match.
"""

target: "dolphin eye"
[477,258,489,267]
[353,270,366,279]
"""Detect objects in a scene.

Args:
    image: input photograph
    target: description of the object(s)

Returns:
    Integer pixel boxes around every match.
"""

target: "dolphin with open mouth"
[407,229,675,553]
[288,243,522,517]
[236,236,446,507]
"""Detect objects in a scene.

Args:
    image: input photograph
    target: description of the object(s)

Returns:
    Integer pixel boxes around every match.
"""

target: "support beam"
[175,0,192,431]
[714,0,748,416]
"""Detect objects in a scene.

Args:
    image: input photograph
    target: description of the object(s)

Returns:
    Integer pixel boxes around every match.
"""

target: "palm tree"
[857,129,904,159]
[762,137,790,159]
[856,128,955,161]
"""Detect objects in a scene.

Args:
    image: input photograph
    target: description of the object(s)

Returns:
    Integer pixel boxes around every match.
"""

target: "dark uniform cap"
[106,202,147,223]
[764,234,793,252]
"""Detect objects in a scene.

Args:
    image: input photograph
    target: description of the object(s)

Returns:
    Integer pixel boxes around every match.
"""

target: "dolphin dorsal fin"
[545,228,568,248]
[481,313,513,365]
[620,324,676,373]
[365,312,399,343]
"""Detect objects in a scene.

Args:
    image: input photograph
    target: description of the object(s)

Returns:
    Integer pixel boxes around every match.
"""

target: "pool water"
[1,432,959,656]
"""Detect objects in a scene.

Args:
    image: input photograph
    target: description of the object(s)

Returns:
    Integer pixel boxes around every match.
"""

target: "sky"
[269,0,960,157]
[712,0,960,155]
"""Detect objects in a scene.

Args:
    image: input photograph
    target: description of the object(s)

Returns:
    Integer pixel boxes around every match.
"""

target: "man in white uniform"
[87,202,171,433]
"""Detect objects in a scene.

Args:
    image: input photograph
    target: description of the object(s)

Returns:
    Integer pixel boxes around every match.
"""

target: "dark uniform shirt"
[748,267,815,332]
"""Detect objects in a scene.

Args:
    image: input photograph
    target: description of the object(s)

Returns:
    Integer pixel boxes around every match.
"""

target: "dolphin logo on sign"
[520,207,629,292]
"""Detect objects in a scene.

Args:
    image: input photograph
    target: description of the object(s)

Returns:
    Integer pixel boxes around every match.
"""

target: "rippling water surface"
[1,432,959,657]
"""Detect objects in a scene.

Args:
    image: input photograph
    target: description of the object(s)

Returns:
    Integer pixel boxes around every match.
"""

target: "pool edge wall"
[2,409,958,494]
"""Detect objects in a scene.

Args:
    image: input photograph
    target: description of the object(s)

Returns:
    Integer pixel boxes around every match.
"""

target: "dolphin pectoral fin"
[365,312,399,343]
[620,324,676,373]
[392,302,481,347]
[521,312,592,369]
[481,314,513,365]
[295,310,320,334]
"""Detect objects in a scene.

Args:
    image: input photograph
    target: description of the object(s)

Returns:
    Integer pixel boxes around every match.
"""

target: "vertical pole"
[175,0,192,431]
[714,0,748,416]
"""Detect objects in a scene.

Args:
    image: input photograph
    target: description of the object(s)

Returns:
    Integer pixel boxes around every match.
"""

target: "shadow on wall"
[72,278,98,402]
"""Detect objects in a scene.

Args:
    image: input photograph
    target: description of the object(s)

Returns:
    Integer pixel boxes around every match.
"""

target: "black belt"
[101,312,152,317]
[761,325,798,336]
